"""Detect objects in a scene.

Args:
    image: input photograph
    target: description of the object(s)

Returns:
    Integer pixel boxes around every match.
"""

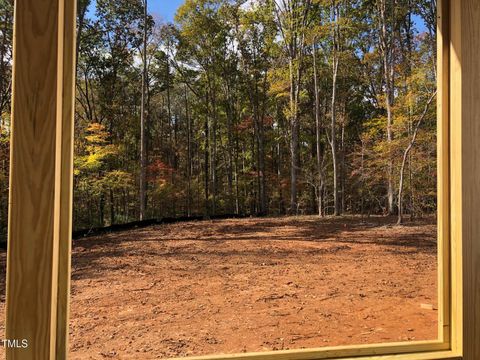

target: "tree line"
[0,0,437,239]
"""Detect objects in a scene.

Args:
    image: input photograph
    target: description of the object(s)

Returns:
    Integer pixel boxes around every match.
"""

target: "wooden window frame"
[4,0,479,359]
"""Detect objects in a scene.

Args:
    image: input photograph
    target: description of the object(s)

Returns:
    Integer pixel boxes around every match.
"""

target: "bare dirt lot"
[0,216,438,359]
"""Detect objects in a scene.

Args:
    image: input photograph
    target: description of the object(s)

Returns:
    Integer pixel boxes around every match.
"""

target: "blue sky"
[89,1,427,32]
[88,0,183,23]
[149,1,183,22]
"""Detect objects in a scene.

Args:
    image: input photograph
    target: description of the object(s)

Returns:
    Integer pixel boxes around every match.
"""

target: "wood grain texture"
[56,0,76,359]
[436,0,451,346]
[458,1,480,359]
[4,0,477,359]
[449,0,463,356]
[175,347,459,360]
[170,342,455,360]
[5,0,75,359]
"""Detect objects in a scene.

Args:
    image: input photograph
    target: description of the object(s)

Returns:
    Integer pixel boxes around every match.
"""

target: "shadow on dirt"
[0,215,437,297]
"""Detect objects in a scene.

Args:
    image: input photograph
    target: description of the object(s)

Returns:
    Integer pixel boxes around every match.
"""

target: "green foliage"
[0,0,438,231]
[75,123,119,173]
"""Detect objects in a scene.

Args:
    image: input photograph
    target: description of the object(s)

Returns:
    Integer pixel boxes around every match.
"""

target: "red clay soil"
[0,216,438,359]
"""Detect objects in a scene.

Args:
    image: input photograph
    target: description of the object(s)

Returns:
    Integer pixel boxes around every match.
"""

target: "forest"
[0,0,437,240]
[0,1,441,356]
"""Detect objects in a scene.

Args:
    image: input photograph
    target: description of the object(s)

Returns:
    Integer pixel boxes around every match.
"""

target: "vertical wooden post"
[2,0,479,359]
[450,0,480,359]
[449,0,462,355]
[5,0,76,359]
[459,1,480,357]
[437,0,451,346]
[56,0,77,358]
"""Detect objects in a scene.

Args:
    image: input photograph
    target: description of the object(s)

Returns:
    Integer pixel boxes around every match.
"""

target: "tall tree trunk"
[329,4,340,216]
[234,135,240,214]
[327,0,341,216]
[360,139,366,216]
[75,0,89,72]
[204,89,210,218]
[212,86,218,216]
[259,73,269,215]
[225,82,235,214]
[289,58,300,215]
[312,41,324,217]
[166,63,175,215]
[341,118,346,213]
[172,114,178,216]
[185,85,192,217]
[330,58,339,216]
[378,0,396,215]
[385,71,394,215]
[139,0,148,220]
[257,124,266,215]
